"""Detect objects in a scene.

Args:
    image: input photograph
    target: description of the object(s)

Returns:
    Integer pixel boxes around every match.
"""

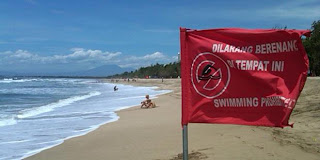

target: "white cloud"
[118,52,178,68]
[125,52,166,61]
[137,52,166,60]
[0,48,121,65]
[172,56,178,61]
[11,50,36,59]
[144,52,165,59]
[0,49,177,70]
[61,48,121,61]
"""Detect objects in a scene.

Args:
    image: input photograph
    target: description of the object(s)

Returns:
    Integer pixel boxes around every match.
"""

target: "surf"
[17,91,101,119]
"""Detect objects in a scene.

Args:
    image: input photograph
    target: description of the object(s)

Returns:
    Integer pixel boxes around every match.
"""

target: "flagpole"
[182,124,188,160]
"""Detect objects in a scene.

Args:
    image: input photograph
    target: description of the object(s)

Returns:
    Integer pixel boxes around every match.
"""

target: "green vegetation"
[109,62,181,78]
[303,20,320,76]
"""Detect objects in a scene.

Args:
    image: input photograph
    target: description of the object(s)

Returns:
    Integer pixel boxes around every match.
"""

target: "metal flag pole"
[182,124,188,160]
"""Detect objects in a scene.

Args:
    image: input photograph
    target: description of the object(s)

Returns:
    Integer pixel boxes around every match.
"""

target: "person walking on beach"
[141,95,155,108]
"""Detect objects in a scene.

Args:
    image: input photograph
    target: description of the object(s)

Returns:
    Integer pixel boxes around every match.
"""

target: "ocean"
[0,78,170,160]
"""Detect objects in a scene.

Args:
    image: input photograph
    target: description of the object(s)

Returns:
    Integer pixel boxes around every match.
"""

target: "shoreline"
[21,81,171,160]
[25,78,320,160]
[25,79,182,160]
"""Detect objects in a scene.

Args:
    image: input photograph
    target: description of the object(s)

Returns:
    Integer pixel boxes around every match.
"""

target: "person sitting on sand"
[141,95,155,108]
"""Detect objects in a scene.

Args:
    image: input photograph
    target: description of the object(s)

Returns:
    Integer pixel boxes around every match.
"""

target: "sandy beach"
[26,78,320,160]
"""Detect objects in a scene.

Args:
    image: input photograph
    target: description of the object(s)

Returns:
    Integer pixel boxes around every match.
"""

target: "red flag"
[180,28,310,128]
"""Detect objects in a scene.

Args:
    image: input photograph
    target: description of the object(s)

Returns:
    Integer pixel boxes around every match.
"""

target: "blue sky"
[0,0,319,73]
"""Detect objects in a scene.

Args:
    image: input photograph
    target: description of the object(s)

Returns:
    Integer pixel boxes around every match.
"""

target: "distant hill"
[71,65,134,77]
[0,65,134,77]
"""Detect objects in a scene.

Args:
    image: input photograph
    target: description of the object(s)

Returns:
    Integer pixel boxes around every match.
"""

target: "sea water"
[0,78,170,160]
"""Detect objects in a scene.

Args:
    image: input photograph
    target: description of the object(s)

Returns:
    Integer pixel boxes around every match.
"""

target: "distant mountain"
[0,65,135,77]
[72,65,135,77]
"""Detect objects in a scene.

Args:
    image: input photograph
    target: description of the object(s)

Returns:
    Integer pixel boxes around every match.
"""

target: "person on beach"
[141,95,155,108]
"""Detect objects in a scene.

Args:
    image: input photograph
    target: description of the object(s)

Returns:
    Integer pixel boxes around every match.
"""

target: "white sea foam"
[0,78,38,83]
[0,117,17,127]
[17,91,101,119]
[20,115,119,160]
[20,140,64,160]
[0,80,170,160]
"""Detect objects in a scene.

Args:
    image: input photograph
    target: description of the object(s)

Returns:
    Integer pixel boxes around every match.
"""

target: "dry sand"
[25,78,320,160]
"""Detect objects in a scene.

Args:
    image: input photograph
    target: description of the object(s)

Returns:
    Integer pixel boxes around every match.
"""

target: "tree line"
[303,20,320,76]
[108,62,181,78]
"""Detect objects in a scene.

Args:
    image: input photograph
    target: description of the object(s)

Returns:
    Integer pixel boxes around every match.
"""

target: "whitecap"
[0,117,17,127]
[17,91,101,119]
[0,78,38,83]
